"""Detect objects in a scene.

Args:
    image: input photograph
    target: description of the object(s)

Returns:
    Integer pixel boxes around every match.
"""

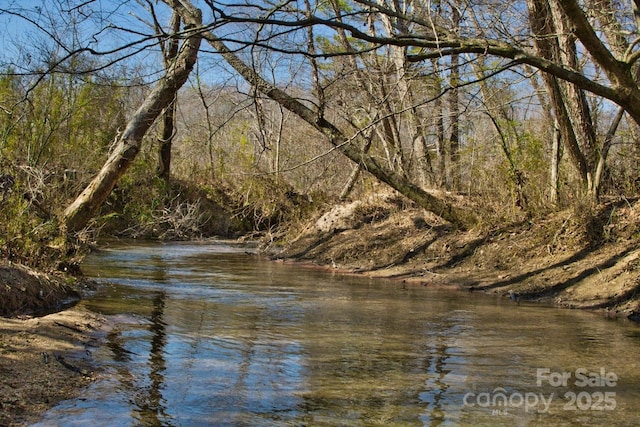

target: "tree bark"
[550,120,561,204]
[157,99,176,181]
[549,0,598,174]
[592,106,625,197]
[527,0,592,191]
[157,11,182,181]
[448,6,461,191]
[527,66,562,204]
[63,2,202,232]
[378,1,432,186]
[433,59,446,188]
[339,136,373,200]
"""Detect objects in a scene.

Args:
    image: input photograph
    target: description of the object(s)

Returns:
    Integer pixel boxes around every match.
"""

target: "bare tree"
[202,28,480,228]
[63,1,203,231]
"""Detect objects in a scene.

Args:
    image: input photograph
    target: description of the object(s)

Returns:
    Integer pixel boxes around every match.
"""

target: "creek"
[34,241,640,426]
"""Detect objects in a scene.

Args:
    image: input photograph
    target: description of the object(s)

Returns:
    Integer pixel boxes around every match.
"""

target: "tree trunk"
[448,6,461,191]
[157,99,176,180]
[379,5,432,186]
[549,0,598,174]
[63,3,202,232]
[157,11,182,181]
[592,106,625,197]
[527,66,561,204]
[433,59,446,188]
[205,32,479,229]
[340,136,373,200]
[527,0,592,192]
[550,120,561,204]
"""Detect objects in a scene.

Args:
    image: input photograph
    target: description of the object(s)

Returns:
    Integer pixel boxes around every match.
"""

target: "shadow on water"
[34,241,640,426]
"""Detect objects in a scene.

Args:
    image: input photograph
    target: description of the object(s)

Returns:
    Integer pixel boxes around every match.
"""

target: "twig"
[54,321,84,334]
[54,353,87,375]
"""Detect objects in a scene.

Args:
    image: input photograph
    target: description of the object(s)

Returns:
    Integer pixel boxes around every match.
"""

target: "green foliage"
[0,69,131,266]
[317,0,353,13]
[0,69,127,169]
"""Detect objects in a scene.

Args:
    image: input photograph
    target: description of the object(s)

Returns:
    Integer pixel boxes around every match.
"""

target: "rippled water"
[35,241,640,426]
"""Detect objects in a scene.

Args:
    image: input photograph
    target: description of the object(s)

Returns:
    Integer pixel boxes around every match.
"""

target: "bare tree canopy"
[3,1,638,114]
[3,0,640,231]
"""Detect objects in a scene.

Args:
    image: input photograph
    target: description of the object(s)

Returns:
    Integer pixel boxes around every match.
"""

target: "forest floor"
[272,191,640,321]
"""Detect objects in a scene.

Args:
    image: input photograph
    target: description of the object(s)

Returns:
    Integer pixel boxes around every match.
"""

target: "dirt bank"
[0,306,111,426]
[0,261,82,318]
[273,192,640,321]
[0,262,111,426]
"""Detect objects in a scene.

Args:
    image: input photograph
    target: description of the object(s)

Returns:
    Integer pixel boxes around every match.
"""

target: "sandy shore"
[0,306,112,426]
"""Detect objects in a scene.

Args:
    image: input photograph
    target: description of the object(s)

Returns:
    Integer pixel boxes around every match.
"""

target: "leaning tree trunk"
[203,32,479,229]
[63,3,202,232]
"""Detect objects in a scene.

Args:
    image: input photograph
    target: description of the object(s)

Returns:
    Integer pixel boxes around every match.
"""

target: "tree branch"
[202,30,479,228]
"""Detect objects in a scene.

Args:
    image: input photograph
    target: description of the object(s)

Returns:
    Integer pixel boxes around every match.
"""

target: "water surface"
[35,241,640,426]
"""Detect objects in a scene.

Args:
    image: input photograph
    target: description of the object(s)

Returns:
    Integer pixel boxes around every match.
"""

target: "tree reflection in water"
[33,242,640,426]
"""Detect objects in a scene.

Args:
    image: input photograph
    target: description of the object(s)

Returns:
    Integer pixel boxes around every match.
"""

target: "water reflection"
[136,291,170,425]
[34,241,640,426]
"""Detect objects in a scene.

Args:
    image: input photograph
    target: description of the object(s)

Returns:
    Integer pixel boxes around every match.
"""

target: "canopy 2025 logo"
[462,367,617,415]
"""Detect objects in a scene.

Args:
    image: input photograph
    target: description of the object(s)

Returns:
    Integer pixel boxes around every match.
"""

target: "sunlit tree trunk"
[378,0,432,186]
[587,0,634,198]
[549,0,598,184]
[204,32,479,228]
[527,67,562,204]
[63,2,202,232]
[527,0,592,197]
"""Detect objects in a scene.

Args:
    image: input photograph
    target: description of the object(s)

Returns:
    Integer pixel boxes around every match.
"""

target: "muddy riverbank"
[0,260,115,426]
[272,192,640,321]
[0,306,112,426]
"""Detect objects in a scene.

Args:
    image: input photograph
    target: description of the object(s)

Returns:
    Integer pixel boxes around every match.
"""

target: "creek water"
[34,241,640,426]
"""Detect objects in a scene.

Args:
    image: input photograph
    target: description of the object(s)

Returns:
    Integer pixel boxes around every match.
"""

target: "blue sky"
[0,0,168,81]
[0,0,307,88]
